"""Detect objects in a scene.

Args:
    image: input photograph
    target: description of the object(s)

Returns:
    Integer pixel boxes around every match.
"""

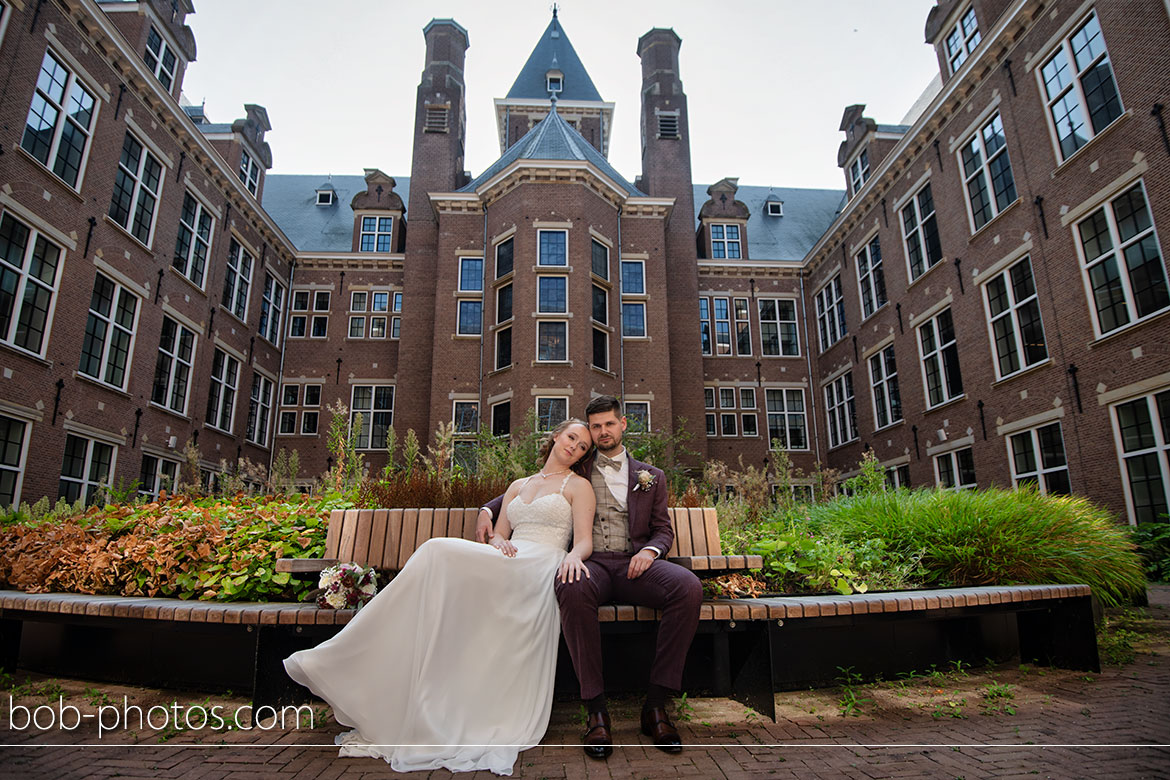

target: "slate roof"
[505,12,603,102]
[694,185,846,262]
[460,107,643,196]
[262,174,411,253]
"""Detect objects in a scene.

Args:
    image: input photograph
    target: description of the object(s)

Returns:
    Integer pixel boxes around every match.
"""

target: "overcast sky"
[180,0,942,191]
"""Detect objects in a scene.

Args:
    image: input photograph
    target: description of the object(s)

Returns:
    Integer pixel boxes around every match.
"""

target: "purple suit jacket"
[484,452,674,556]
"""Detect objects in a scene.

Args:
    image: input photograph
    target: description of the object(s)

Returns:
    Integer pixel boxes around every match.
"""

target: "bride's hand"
[558,553,590,584]
[491,536,517,558]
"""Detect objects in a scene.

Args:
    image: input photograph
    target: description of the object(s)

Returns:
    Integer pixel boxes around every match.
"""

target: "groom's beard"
[595,433,623,456]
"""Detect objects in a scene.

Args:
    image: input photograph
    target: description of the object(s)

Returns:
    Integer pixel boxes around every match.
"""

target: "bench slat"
[369,509,389,569]
[337,511,358,563]
[673,507,694,557]
[666,508,682,557]
[398,510,419,571]
[702,508,722,557]
[351,509,375,567]
[385,508,404,571]
[324,509,345,559]
[688,508,709,556]
[460,507,478,541]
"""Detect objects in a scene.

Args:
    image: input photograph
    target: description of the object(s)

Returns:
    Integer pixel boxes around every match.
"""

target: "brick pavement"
[2,587,1169,779]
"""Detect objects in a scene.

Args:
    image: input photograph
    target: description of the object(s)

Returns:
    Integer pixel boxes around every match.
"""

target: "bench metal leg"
[1017,595,1100,673]
[252,625,317,711]
[726,624,776,722]
[0,617,22,673]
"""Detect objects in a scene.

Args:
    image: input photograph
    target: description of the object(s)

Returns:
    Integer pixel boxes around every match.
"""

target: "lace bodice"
[507,476,574,550]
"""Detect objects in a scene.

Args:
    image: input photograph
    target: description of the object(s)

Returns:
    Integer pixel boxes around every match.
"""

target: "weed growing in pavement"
[980,682,1017,715]
[836,666,872,717]
[930,696,967,719]
[1099,624,1139,665]
[83,687,111,707]
[950,659,969,677]
[674,691,695,722]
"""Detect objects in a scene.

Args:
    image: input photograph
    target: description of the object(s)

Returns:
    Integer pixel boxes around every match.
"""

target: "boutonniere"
[634,469,656,492]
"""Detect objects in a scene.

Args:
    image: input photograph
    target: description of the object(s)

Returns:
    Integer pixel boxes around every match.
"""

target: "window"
[936,448,977,489]
[245,375,274,446]
[741,413,758,437]
[848,149,870,195]
[919,309,963,407]
[856,237,887,319]
[348,316,365,338]
[766,201,784,217]
[21,50,96,189]
[710,224,741,259]
[375,291,391,312]
[620,260,645,294]
[887,464,912,489]
[1076,183,1168,336]
[258,273,284,345]
[536,397,568,431]
[961,114,1017,231]
[311,291,329,338]
[492,401,511,438]
[351,291,367,312]
[718,388,735,410]
[59,434,114,505]
[205,348,240,433]
[138,455,179,499]
[758,299,798,357]
[590,285,608,325]
[733,298,751,355]
[452,401,478,434]
[352,385,394,450]
[316,190,334,206]
[766,389,808,450]
[538,276,567,313]
[984,256,1048,378]
[279,409,297,435]
[0,212,62,356]
[699,298,712,356]
[222,238,254,322]
[360,217,393,253]
[825,373,858,449]
[457,300,482,335]
[592,328,608,371]
[495,328,511,370]
[108,132,163,245]
[547,75,562,92]
[713,297,732,355]
[493,285,512,326]
[282,384,299,406]
[1010,422,1070,495]
[869,344,903,430]
[239,148,260,195]
[0,415,28,508]
[290,290,309,337]
[151,316,195,415]
[1113,390,1170,523]
[496,237,514,278]
[622,402,649,432]
[302,411,319,435]
[622,303,646,338]
[173,193,213,288]
[459,257,483,292]
[304,385,321,407]
[592,239,609,279]
[539,230,567,266]
[945,6,981,73]
[144,27,178,91]
[814,276,847,351]
[902,183,943,280]
[720,412,737,437]
[704,388,717,437]
[537,321,567,362]
[1040,12,1123,161]
[79,273,139,390]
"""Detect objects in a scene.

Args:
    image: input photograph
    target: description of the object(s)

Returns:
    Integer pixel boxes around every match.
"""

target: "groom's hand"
[627,549,657,580]
[475,508,494,543]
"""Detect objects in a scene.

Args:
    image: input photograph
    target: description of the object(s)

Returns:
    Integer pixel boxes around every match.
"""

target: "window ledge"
[923,394,967,414]
[532,264,573,272]
[1088,307,1170,349]
[103,214,154,254]
[203,422,234,436]
[967,197,1021,243]
[218,305,250,329]
[590,366,616,378]
[14,146,86,203]
[857,302,891,327]
[532,360,573,367]
[533,312,573,319]
[73,370,132,399]
[0,341,52,368]
[621,335,652,342]
[826,439,861,453]
[486,366,512,378]
[873,418,906,434]
[906,257,949,293]
[1050,110,1133,179]
[452,334,482,340]
[991,359,1053,387]
[148,402,192,423]
[760,352,804,359]
[168,266,208,297]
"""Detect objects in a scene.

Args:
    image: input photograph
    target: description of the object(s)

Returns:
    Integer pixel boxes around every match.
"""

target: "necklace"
[537,467,570,479]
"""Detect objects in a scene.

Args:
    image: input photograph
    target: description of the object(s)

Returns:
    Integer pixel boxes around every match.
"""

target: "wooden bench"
[274,506,764,579]
[0,583,1100,722]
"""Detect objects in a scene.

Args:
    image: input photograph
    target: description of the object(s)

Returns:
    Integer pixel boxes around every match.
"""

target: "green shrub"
[1130,519,1170,583]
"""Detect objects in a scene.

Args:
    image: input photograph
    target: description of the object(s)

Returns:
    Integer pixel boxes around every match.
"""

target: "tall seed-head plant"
[380,426,398,480]
[401,429,421,482]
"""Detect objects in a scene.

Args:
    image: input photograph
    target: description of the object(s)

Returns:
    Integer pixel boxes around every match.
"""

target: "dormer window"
[766,201,784,217]
[316,190,334,206]
[145,27,178,92]
[945,7,981,73]
[547,75,563,93]
[239,148,260,195]
[848,149,870,196]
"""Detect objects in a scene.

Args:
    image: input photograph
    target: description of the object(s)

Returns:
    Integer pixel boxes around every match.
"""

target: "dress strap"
[558,472,573,494]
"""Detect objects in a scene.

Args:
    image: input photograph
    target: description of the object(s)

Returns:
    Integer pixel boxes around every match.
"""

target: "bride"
[284,418,597,775]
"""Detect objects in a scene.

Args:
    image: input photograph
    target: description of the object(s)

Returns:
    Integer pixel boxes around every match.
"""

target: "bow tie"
[596,453,623,472]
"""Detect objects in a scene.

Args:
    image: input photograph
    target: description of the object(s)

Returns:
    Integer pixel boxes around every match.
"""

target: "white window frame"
[537,275,567,313]
[536,320,568,362]
[151,315,196,415]
[902,183,943,281]
[1111,389,1170,525]
[239,147,260,195]
[137,454,179,499]
[765,388,809,451]
[620,259,646,295]
[310,290,329,339]
[982,255,1048,380]
[712,296,732,355]
[79,273,140,391]
[960,113,1017,232]
[453,400,479,436]
[348,316,365,339]
[591,238,609,280]
[592,326,608,371]
[848,148,869,196]
[720,412,738,437]
[814,275,847,352]
[824,373,858,449]
[699,297,713,356]
[351,385,394,450]
[918,308,964,408]
[1008,421,1071,495]
[935,447,977,489]
[709,224,741,259]
[0,211,63,358]
[144,26,178,91]
[538,230,567,266]
[245,373,274,447]
[278,409,297,436]
[495,326,512,371]
[301,409,319,436]
[259,272,285,346]
[624,401,650,432]
[944,6,981,74]
[457,299,483,336]
[0,413,30,509]
[59,434,115,505]
[358,216,393,253]
[622,302,647,338]
[732,298,751,356]
[869,344,902,431]
[109,131,164,247]
[758,298,799,357]
[205,348,240,433]
[172,191,213,289]
[495,236,514,278]
[535,396,568,431]
[221,238,254,323]
[856,236,887,319]
[1074,181,1168,338]
[458,256,484,293]
[21,49,97,190]
[350,291,367,312]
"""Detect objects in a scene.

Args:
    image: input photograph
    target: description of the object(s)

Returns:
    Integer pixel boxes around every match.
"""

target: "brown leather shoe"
[641,706,682,753]
[582,710,613,759]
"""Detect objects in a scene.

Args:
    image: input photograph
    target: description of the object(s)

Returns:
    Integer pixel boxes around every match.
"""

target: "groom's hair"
[585,395,622,418]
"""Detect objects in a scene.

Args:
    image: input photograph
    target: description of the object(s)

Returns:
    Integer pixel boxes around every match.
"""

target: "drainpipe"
[616,205,625,402]
[798,271,822,463]
[268,254,296,480]
[478,201,488,429]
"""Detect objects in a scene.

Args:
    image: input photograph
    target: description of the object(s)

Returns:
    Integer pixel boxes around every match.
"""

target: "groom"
[477,395,703,757]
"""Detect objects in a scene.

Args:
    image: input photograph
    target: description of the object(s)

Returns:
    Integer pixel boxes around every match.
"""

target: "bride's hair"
[538,418,590,464]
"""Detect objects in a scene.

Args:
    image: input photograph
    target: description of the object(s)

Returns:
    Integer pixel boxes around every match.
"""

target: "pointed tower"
[494,9,614,156]
[398,19,470,438]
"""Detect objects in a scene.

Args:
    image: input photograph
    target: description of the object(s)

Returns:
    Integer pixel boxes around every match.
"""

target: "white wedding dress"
[284,477,574,776]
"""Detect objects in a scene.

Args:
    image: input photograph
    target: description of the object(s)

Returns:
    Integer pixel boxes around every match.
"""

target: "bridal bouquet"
[317,562,378,610]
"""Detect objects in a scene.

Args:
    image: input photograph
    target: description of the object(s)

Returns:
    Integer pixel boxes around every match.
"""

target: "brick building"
[1,0,1168,526]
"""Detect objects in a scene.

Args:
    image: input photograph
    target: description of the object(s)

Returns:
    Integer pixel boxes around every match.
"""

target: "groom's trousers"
[554,551,703,700]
